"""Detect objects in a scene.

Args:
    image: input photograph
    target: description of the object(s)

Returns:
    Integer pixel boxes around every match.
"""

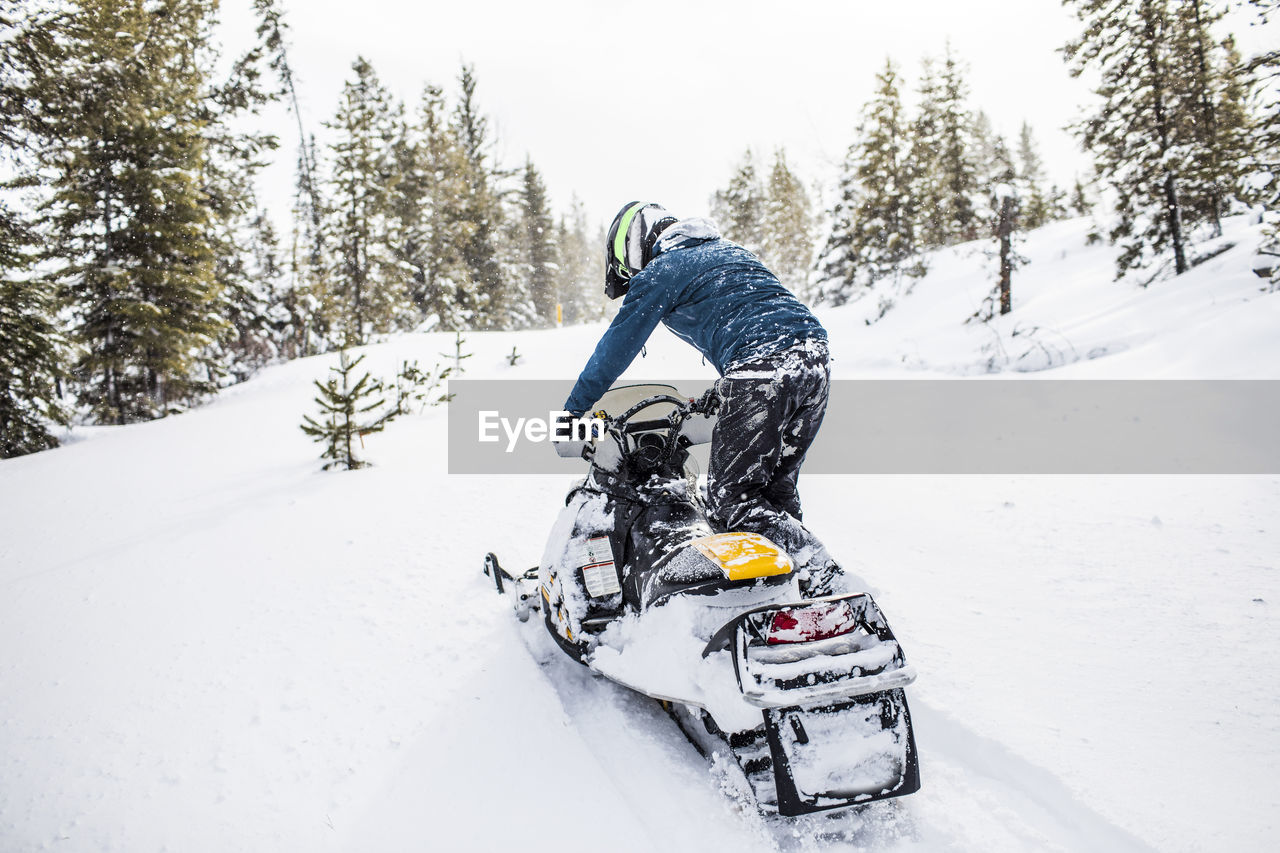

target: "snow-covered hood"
[654,217,721,256]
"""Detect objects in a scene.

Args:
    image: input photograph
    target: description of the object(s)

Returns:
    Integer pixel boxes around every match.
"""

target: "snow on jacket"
[563,220,827,415]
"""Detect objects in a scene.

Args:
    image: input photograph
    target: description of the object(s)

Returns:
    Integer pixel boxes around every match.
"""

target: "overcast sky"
[216,0,1268,231]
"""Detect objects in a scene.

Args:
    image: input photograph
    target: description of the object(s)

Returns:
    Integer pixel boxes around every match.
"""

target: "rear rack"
[703,592,916,708]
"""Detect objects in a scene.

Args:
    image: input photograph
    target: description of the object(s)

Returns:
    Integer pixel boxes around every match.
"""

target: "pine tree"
[1070,177,1095,217]
[818,59,923,304]
[251,0,332,332]
[1066,0,1185,276]
[986,135,1018,197]
[300,349,394,470]
[1243,0,1280,276]
[394,84,471,330]
[204,11,284,383]
[1170,1,1252,237]
[817,146,861,299]
[762,149,815,296]
[1,205,68,458]
[1062,0,1246,279]
[1245,1,1280,163]
[970,111,1001,184]
[553,196,606,324]
[220,212,288,382]
[712,150,767,256]
[450,63,507,329]
[33,0,229,423]
[389,98,432,327]
[935,46,981,243]
[324,57,406,345]
[497,198,539,330]
[283,136,330,358]
[1016,122,1053,229]
[1,2,67,456]
[519,158,559,325]
[909,58,948,249]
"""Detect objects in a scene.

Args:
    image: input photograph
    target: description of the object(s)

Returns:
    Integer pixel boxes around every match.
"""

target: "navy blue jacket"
[564,237,827,415]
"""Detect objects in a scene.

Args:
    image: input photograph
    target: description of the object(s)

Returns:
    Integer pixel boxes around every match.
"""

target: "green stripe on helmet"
[612,202,646,275]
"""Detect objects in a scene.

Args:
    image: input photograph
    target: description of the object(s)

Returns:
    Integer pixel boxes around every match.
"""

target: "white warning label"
[569,534,620,598]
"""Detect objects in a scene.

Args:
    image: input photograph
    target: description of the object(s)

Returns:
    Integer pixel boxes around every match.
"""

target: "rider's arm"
[564,274,677,415]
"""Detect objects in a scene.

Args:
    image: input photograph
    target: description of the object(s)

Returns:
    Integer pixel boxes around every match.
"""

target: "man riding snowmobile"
[563,201,844,595]
[486,203,919,815]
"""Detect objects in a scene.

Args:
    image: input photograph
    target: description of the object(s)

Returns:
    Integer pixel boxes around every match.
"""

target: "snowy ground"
[2,218,1278,851]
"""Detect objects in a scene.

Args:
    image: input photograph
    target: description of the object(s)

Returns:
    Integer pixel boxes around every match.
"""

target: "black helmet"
[604,201,677,299]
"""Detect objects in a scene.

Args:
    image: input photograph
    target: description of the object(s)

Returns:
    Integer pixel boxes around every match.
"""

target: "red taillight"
[766,600,860,645]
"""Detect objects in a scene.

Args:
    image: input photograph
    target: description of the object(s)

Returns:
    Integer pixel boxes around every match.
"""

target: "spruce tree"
[818,59,923,304]
[205,13,283,383]
[817,146,861,300]
[553,196,605,324]
[712,150,767,257]
[762,149,815,296]
[985,136,1019,199]
[935,47,981,243]
[389,100,432,327]
[252,0,329,324]
[970,111,1003,189]
[909,58,948,249]
[1016,122,1053,229]
[497,198,539,330]
[1,1,67,456]
[1062,0,1245,278]
[300,350,394,471]
[283,137,330,358]
[1,206,67,458]
[1245,1,1280,163]
[324,57,406,345]
[220,212,288,382]
[393,84,472,331]
[519,158,559,325]
[1070,177,1096,218]
[33,0,229,423]
[1244,0,1280,275]
[1170,1,1251,237]
[450,64,506,329]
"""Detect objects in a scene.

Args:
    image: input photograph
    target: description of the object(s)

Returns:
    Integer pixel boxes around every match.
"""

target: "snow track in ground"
[908,702,1157,853]
[507,597,1163,853]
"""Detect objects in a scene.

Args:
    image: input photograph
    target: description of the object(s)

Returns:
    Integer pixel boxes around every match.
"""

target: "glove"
[692,385,722,416]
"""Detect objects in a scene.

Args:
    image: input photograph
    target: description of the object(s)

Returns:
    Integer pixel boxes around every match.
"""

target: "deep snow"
[1,217,1278,851]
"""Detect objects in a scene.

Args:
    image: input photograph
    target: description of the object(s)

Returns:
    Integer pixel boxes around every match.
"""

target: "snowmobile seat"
[642,533,795,608]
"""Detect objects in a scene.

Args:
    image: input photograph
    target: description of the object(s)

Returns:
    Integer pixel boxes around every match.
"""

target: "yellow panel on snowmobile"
[690,532,794,581]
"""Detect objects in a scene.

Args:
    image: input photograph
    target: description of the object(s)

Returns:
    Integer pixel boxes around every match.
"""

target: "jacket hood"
[653,218,721,256]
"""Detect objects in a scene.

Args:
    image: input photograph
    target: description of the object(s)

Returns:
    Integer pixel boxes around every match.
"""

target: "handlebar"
[559,391,717,465]
[608,394,693,434]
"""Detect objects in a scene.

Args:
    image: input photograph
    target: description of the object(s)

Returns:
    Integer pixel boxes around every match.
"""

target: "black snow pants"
[706,339,840,592]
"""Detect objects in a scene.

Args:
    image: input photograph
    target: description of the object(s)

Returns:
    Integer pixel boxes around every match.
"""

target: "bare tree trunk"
[1143,2,1189,275]
[1189,0,1223,237]
[997,196,1015,315]
[1163,171,1188,274]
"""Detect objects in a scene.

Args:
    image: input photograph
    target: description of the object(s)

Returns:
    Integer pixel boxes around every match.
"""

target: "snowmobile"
[483,384,919,817]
